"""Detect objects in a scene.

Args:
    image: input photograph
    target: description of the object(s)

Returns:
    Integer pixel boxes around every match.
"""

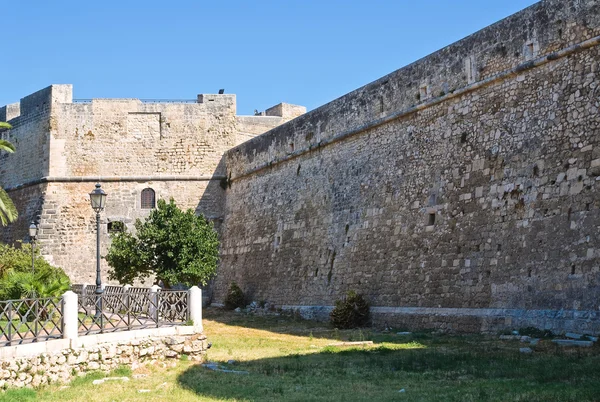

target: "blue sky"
[2,0,537,115]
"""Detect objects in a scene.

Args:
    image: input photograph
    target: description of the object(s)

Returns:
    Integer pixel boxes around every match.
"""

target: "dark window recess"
[460,132,468,144]
[108,221,125,233]
[141,188,156,209]
[428,213,436,226]
[571,265,576,275]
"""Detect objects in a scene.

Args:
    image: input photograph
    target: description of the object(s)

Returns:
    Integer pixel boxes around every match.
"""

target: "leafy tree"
[0,121,17,226]
[0,242,71,300]
[106,198,219,288]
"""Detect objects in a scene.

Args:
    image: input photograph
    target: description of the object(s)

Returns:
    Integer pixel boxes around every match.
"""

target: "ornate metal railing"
[76,288,189,335]
[0,297,63,346]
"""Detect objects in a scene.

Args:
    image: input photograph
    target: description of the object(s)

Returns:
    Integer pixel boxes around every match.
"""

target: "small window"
[141,188,156,209]
[108,221,125,233]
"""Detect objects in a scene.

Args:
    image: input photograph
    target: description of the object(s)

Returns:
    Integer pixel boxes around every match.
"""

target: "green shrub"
[224,282,245,310]
[0,242,70,300]
[330,290,370,329]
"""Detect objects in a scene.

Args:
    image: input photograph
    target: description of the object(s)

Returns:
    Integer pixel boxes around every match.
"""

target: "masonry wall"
[1,86,301,283]
[0,329,207,389]
[215,0,600,334]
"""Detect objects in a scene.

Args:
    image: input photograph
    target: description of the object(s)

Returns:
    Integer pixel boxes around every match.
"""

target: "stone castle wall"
[1,86,303,283]
[214,0,600,333]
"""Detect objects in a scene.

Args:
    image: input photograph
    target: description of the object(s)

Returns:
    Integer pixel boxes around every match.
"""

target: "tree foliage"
[106,198,219,288]
[0,121,18,226]
[0,242,70,299]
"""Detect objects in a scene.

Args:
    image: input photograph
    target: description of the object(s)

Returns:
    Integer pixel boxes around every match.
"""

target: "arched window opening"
[141,188,156,209]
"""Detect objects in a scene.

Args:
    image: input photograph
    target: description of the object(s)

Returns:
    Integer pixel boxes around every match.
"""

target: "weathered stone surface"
[0,333,207,390]
[214,0,600,335]
[0,86,303,283]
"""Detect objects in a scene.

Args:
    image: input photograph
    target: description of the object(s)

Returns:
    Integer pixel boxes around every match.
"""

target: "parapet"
[0,85,72,123]
[197,94,236,113]
[264,103,306,120]
[226,0,600,177]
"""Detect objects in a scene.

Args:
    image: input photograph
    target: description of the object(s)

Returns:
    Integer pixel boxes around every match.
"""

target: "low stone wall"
[0,326,207,390]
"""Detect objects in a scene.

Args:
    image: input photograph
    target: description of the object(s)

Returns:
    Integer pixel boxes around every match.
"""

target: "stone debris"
[519,336,531,343]
[138,389,151,393]
[92,376,130,385]
[327,341,374,347]
[132,374,148,379]
[398,389,406,393]
[202,363,249,374]
[499,335,520,340]
[396,332,412,336]
[519,348,533,354]
[227,360,237,365]
[529,339,540,346]
[565,333,598,342]
[551,339,594,347]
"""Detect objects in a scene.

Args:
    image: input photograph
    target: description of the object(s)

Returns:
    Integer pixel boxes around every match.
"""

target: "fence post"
[62,291,79,342]
[188,286,203,332]
[123,284,132,330]
[149,285,160,327]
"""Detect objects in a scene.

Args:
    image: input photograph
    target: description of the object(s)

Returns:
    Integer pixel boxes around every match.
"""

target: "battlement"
[0,85,72,123]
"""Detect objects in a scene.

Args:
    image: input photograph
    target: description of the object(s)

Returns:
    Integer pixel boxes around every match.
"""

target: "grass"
[4,308,600,401]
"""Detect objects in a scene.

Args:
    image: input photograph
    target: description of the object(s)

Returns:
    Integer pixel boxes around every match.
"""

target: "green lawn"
[3,308,600,401]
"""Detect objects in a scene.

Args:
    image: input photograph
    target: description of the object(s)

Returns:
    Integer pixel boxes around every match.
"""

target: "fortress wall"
[1,86,297,281]
[38,181,219,284]
[226,0,599,179]
[0,86,67,189]
[32,95,237,280]
[215,0,600,333]
[50,95,238,178]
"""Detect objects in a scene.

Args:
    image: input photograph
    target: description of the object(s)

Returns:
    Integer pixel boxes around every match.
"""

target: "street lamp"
[89,183,107,320]
[28,222,38,298]
[28,221,38,275]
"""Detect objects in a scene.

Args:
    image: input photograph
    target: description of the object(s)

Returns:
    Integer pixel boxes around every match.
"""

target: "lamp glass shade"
[89,183,107,212]
[28,222,38,238]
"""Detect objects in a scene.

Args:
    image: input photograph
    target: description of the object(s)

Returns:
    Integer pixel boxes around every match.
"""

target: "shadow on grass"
[203,307,452,346]
[177,342,600,402]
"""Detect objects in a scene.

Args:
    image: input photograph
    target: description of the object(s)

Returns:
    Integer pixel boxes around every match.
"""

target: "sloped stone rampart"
[215,0,600,334]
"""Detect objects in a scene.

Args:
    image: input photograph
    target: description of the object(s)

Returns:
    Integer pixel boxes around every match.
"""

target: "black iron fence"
[0,297,63,346]
[0,285,192,346]
[73,286,189,335]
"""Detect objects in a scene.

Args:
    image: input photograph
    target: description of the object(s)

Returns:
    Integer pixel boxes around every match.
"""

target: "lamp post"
[28,221,38,276]
[28,221,38,300]
[89,183,107,320]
